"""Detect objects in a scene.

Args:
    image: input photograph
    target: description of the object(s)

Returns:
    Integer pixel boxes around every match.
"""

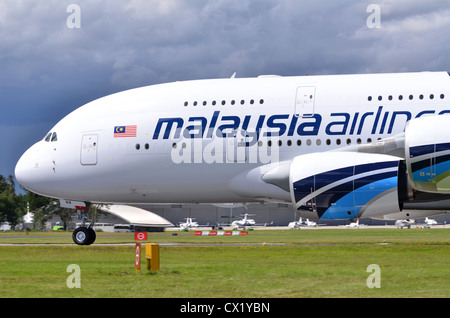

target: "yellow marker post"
[145,243,160,272]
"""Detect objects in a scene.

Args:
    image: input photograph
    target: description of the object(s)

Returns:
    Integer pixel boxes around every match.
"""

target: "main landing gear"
[72,208,96,245]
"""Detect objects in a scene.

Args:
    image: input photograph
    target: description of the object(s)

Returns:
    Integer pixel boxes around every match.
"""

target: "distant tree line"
[0,174,26,228]
[1,174,105,231]
[0,174,71,230]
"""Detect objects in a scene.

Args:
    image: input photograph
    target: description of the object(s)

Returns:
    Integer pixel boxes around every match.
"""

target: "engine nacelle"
[405,115,450,194]
[289,152,401,220]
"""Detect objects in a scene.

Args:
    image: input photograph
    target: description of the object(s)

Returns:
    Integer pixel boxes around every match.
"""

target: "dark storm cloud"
[2,0,450,177]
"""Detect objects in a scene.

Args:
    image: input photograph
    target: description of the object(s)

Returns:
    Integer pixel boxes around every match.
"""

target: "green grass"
[1,228,449,298]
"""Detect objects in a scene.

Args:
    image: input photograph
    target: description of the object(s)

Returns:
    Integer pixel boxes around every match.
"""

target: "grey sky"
[2,0,450,179]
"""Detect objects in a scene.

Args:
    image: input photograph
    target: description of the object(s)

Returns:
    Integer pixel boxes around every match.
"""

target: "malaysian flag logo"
[114,125,137,137]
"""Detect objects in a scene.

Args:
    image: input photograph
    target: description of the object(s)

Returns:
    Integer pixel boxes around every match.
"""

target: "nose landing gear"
[73,207,96,245]
[73,226,96,245]
[59,200,97,245]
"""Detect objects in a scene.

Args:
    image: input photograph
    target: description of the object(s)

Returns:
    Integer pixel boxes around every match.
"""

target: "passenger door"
[80,134,98,165]
[295,86,316,118]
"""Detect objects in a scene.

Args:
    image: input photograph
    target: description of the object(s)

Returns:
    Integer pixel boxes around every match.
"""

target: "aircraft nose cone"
[15,144,41,192]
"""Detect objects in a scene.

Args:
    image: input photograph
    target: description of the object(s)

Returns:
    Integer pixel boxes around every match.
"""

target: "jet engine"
[404,115,450,194]
[289,152,402,220]
[244,115,450,220]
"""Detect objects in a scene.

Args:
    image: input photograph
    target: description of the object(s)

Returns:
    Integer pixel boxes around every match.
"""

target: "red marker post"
[134,232,147,273]
[135,243,141,273]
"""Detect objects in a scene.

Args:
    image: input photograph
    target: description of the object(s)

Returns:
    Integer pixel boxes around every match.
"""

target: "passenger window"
[51,132,58,142]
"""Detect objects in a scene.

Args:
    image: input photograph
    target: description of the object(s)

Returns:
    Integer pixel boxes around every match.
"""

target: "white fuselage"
[15,72,450,208]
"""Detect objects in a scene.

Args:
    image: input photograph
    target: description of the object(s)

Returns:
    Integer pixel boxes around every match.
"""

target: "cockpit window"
[44,133,52,142]
[44,132,58,142]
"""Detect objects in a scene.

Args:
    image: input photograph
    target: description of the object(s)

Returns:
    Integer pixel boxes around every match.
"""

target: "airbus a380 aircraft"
[15,71,450,245]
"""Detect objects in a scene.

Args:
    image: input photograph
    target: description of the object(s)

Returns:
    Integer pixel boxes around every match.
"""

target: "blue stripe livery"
[410,142,450,183]
[293,161,398,219]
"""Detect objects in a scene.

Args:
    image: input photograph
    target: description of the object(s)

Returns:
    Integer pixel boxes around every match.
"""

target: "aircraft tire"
[73,227,96,245]
[87,227,96,245]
